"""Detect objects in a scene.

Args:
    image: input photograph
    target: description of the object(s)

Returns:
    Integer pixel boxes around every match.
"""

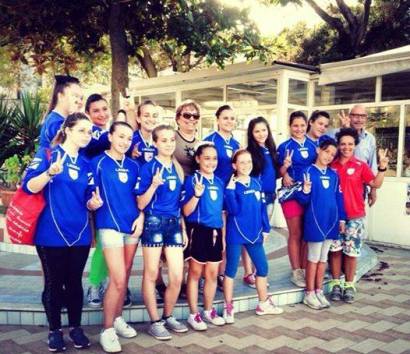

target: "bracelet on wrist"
[46,170,55,177]
[194,194,201,199]
[378,166,387,172]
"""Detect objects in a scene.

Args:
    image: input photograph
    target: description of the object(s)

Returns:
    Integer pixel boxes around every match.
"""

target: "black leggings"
[36,245,90,331]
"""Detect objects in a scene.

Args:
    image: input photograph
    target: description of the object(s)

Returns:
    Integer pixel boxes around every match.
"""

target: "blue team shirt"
[135,158,182,217]
[22,145,95,247]
[225,177,270,244]
[127,130,157,165]
[277,137,317,182]
[182,171,224,228]
[39,111,65,148]
[258,146,277,195]
[204,132,240,185]
[92,153,140,234]
[295,165,346,242]
[306,134,334,147]
[82,126,110,159]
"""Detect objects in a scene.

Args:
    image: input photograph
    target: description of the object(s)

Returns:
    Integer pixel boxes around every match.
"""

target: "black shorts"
[184,222,223,263]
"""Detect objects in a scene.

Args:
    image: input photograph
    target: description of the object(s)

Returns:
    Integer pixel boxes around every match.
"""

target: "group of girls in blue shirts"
[27,74,348,353]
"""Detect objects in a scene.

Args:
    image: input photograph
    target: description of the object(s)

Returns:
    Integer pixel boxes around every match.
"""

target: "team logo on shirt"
[347,168,355,175]
[300,148,309,159]
[321,177,330,189]
[118,170,128,183]
[225,147,233,157]
[254,191,261,200]
[209,187,218,201]
[168,177,177,191]
[68,167,79,180]
[144,151,154,162]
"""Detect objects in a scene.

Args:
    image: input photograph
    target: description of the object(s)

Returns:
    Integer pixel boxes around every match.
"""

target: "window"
[288,79,307,106]
[367,106,400,177]
[382,71,410,101]
[315,78,376,105]
[227,79,277,106]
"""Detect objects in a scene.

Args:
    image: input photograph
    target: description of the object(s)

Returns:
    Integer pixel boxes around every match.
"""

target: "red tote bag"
[6,187,46,245]
[5,149,50,245]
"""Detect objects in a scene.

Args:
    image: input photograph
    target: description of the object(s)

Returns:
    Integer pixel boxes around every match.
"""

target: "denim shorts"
[329,217,366,258]
[141,215,183,247]
[98,229,139,249]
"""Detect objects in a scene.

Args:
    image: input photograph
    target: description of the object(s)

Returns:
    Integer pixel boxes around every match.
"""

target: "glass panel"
[367,106,400,177]
[403,106,410,177]
[227,79,277,106]
[382,71,410,101]
[288,79,307,106]
[141,93,176,126]
[315,78,376,105]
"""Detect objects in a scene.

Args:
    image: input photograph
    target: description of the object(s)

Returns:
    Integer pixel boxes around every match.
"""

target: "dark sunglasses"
[181,112,200,120]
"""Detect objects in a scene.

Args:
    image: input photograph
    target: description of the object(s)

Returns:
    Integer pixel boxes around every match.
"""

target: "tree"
[268,0,373,59]
[0,0,268,112]
[269,0,410,65]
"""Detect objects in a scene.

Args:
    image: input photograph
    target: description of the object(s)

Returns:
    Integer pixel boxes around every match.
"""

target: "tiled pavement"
[0,245,409,353]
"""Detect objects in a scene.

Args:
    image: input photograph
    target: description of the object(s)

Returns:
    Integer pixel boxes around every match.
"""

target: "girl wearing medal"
[223,149,283,323]
[277,111,318,288]
[92,122,144,353]
[136,125,187,341]
[127,100,158,164]
[183,143,226,331]
[39,75,83,148]
[23,113,102,352]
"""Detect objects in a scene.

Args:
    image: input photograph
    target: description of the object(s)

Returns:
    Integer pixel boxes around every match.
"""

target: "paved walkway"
[0,245,409,354]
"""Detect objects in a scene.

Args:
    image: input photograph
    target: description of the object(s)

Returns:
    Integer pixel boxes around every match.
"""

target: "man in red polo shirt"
[329,128,389,303]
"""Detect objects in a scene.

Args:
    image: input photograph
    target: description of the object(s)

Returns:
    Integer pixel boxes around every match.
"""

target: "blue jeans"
[141,215,183,247]
[225,242,268,278]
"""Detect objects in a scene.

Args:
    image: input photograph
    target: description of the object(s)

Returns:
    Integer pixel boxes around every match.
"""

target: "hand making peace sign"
[151,167,164,188]
[48,151,67,177]
[283,149,294,169]
[303,172,312,194]
[338,110,351,128]
[378,148,389,170]
[194,173,205,198]
[88,186,104,210]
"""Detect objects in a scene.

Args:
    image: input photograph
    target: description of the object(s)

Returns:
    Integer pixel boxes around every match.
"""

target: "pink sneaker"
[243,273,256,288]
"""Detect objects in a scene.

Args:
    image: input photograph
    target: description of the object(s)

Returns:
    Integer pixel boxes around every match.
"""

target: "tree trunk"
[136,48,158,78]
[109,1,129,114]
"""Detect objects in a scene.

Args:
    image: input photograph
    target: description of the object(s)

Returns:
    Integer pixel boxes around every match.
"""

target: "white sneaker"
[87,285,102,308]
[113,316,137,338]
[291,269,306,288]
[100,328,121,353]
[316,290,331,308]
[223,302,235,324]
[202,308,225,326]
[303,292,322,310]
[187,312,207,331]
[255,297,284,315]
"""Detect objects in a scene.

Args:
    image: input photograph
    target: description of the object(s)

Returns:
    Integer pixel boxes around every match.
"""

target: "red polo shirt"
[331,156,375,219]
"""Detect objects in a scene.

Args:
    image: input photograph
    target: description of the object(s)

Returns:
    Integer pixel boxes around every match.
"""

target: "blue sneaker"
[69,327,90,349]
[48,329,66,352]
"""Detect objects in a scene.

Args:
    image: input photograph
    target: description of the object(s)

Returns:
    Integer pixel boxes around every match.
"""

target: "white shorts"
[98,229,139,249]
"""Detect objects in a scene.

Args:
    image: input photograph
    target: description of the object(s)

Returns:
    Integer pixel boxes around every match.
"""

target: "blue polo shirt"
[39,111,65,148]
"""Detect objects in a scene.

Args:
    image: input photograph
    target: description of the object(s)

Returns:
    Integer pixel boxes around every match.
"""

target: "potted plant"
[0,154,32,208]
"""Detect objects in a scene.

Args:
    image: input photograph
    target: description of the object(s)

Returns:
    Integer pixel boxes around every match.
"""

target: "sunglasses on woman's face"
[181,112,200,120]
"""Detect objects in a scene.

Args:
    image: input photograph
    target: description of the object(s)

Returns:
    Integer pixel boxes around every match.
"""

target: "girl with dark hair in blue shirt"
[277,111,317,288]
[244,116,279,287]
[295,139,346,310]
[223,149,283,324]
[39,75,83,148]
[183,143,226,331]
[93,122,143,353]
[23,113,102,352]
